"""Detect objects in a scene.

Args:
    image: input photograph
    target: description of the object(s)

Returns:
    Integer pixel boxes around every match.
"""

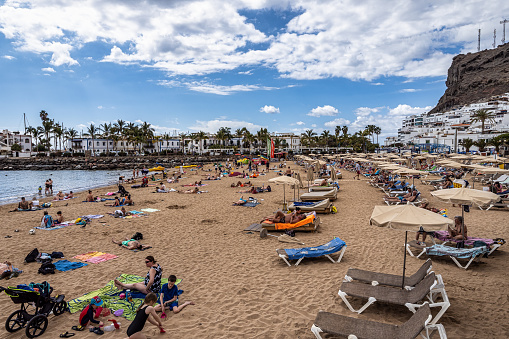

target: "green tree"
[85,124,99,155]
[100,122,113,154]
[373,126,382,145]
[65,128,79,154]
[470,109,495,134]
[301,129,317,148]
[487,137,504,154]
[474,139,488,152]
[11,143,22,152]
[459,138,475,153]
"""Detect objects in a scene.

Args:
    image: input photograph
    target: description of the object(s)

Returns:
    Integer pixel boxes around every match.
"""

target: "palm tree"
[487,137,504,154]
[65,128,79,154]
[243,131,255,153]
[85,124,99,156]
[301,129,317,149]
[41,120,54,151]
[192,131,208,154]
[100,123,113,154]
[474,139,488,152]
[52,123,64,151]
[459,138,475,153]
[216,127,228,148]
[114,119,126,151]
[373,126,382,145]
[179,133,188,154]
[320,130,331,150]
[470,109,495,134]
[256,128,269,153]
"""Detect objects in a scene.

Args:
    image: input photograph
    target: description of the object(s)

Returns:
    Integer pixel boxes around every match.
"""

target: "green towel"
[68,274,180,320]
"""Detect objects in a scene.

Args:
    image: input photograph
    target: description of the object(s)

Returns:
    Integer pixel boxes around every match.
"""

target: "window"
[121,142,124,146]
[103,142,106,146]
[25,138,29,143]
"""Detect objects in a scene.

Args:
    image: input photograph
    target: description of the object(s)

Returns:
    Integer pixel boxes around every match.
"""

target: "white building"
[0,129,33,157]
[392,93,509,153]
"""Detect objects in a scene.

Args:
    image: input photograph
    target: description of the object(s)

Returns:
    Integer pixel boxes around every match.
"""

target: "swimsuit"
[126,305,149,336]
[122,239,135,246]
[145,264,162,293]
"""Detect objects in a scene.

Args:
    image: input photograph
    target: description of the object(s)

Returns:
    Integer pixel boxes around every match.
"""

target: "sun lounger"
[433,230,505,256]
[311,303,447,339]
[276,237,346,266]
[309,186,337,192]
[288,199,332,214]
[262,214,319,232]
[344,259,432,288]
[424,244,489,270]
[338,272,450,325]
[300,189,337,201]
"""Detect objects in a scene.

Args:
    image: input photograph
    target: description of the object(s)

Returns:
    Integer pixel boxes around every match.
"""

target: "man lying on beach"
[178,187,200,194]
[18,197,32,210]
[66,191,74,198]
[112,237,152,250]
[114,207,131,217]
[233,196,248,205]
[262,207,306,224]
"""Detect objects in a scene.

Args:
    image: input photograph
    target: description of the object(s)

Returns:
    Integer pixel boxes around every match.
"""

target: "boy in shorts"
[154,275,194,318]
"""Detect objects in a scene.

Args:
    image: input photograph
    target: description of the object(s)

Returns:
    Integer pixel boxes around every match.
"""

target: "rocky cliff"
[429,42,509,114]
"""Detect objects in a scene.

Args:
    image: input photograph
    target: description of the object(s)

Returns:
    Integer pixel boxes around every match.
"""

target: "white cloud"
[399,88,420,93]
[157,80,278,95]
[260,105,280,114]
[311,124,317,128]
[296,121,305,125]
[388,104,432,117]
[307,105,338,117]
[238,70,253,75]
[2,55,15,60]
[1,1,503,81]
[371,82,384,86]
[188,119,263,133]
[324,118,351,128]
[355,107,381,117]
[97,106,104,109]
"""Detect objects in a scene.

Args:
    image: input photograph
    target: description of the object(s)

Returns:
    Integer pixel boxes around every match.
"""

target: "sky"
[1,0,508,142]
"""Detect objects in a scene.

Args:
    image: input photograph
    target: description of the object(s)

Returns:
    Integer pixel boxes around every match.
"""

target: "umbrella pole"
[461,204,465,247]
[402,230,408,289]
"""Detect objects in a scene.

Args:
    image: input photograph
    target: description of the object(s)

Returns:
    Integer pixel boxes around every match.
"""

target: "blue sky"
[1,0,508,141]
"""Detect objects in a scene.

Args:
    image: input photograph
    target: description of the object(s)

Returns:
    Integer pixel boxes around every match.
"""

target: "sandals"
[71,325,85,331]
[60,332,75,338]
[89,327,104,335]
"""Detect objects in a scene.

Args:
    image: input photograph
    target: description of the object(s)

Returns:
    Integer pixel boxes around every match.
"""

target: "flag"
[267,138,275,158]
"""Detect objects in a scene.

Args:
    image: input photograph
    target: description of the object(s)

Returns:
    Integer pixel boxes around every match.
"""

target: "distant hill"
[429,42,509,114]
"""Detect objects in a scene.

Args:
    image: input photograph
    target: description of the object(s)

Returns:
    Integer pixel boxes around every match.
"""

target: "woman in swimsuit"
[125,293,164,338]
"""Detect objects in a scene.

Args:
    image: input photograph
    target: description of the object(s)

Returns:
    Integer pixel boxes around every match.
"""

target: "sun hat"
[90,296,104,307]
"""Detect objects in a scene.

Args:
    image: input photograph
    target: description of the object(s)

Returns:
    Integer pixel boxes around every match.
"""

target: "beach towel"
[235,202,260,207]
[426,244,488,259]
[36,221,75,231]
[73,252,104,261]
[433,230,496,248]
[54,260,88,272]
[269,214,316,230]
[284,237,346,260]
[86,253,118,264]
[79,215,104,219]
[140,208,160,213]
[68,274,178,320]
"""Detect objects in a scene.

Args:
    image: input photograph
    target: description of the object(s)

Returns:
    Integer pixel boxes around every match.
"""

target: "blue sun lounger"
[276,237,347,266]
[425,244,489,270]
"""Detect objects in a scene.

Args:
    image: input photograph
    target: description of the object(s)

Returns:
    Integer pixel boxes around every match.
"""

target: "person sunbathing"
[311,179,327,187]
[17,197,32,210]
[237,186,258,194]
[54,211,64,224]
[156,183,167,192]
[55,191,65,200]
[448,216,467,240]
[178,187,199,194]
[112,237,152,250]
[233,196,247,206]
[384,188,418,203]
[86,190,95,202]
[439,176,453,189]
[114,207,131,217]
[105,197,121,207]
[263,208,306,224]
[66,191,74,198]
[125,195,134,206]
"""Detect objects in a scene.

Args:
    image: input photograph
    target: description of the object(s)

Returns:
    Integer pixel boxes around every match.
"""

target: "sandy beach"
[0,162,508,339]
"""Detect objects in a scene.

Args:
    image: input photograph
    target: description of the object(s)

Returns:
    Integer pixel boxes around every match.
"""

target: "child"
[126,293,164,337]
[54,211,64,224]
[76,296,104,331]
[155,275,194,318]
[40,211,53,228]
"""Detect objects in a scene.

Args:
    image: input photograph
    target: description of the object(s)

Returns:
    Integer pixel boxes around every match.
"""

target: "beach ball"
[119,293,125,299]
[29,229,36,235]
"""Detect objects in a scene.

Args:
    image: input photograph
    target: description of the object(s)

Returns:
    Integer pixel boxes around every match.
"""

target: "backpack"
[25,248,39,263]
[29,281,51,295]
[132,232,143,240]
[38,262,56,275]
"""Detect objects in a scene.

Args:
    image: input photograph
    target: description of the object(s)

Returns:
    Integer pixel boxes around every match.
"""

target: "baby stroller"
[118,184,129,197]
[0,282,66,338]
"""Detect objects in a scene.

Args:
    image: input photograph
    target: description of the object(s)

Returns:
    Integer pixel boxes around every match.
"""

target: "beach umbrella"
[431,188,501,243]
[370,205,453,288]
[306,169,314,187]
[394,167,427,186]
[269,176,300,209]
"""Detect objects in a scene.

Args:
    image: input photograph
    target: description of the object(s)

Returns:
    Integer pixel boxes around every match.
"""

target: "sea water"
[0,170,133,205]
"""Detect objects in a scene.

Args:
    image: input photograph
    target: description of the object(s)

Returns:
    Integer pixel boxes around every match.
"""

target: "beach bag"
[29,281,51,295]
[25,248,39,263]
[132,232,143,240]
[51,251,64,258]
[38,262,56,275]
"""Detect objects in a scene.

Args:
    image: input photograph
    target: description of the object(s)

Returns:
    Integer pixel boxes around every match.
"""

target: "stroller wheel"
[53,300,67,316]
[5,310,26,332]
[25,315,48,338]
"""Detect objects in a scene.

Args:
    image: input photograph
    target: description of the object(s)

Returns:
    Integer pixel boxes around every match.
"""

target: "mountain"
[429,42,509,114]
